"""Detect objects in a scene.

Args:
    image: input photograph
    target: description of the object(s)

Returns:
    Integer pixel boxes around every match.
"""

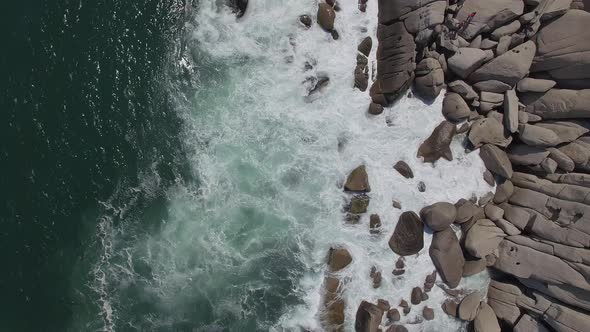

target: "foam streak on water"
[98,0,491,330]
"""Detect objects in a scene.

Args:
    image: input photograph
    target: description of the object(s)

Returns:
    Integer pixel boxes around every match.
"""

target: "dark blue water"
[0,1,192,330]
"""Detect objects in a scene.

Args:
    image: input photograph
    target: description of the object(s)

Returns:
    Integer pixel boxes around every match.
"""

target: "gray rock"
[469,41,536,86]
[559,139,590,171]
[496,35,512,56]
[473,80,512,93]
[486,111,504,124]
[443,93,471,122]
[480,39,498,50]
[518,123,562,147]
[420,202,457,231]
[474,302,501,332]
[401,1,446,34]
[417,120,456,162]
[448,80,479,100]
[414,57,445,100]
[480,91,504,104]
[463,258,487,276]
[535,121,590,144]
[514,314,550,332]
[458,291,481,321]
[376,22,416,100]
[548,147,575,171]
[504,89,519,133]
[430,228,465,288]
[479,144,513,179]
[389,211,424,256]
[494,180,514,204]
[507,144,550,165]
[465,219,506,258]
[518,111,528,124]
[448,48,489,79]
[455,0,524,40]
[494,218,521,236]
[377,0,440,24]
[455,198,481,224]
[522,89,590,119]
[517,78,556,93]
[485,204,504,222]
[491,20,521,40]
[540,157,558,173]
[483,169,496,186]
[469,35,482,48]
[532,10,590,88]
[468,118,512,148]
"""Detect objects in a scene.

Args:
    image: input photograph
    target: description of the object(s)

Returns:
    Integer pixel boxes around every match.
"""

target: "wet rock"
[442,299,459,317]
[430,228,464,288]
[394,161,414,179]
[418,181,426,192]
[392,200,402,209]
[317,3,336,31]
[411,287,423,305]
[368,102,384,115]
[443,92,471,122]
[330,30,339,40]
[372,271,382,289]
[395,257,405,269]
[345,213,361,224]
[448,48,489,79]
[228,0,248,17]
[459,292,482,321]
[392,268,405,276]
[423,306,434,320]
[420,202,457,231]
[328,247,352,271]
[321,276,345,328]
[355,301,384,332]
[386,325,408,332]
[299,15,312,28]
[468,118,512,148]
[387,308,400,322]
[345,165,371,192]
[349,194,370,214]
[417,120,456,162]
[389,211,424,256]
[469,41,536,86]
[358,36,372,57]
[369,214,381,234]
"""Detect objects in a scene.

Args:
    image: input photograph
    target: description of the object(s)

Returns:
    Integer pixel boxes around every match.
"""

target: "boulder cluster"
[311,0,590,331]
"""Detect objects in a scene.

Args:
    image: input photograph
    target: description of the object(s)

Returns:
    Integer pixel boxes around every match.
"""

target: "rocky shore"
[308,0,590,331]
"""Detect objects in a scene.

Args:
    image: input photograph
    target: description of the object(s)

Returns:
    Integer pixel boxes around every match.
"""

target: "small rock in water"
[349,194,370,214]
[392,269,405,276]
[387,308,401,322]
[423,306,435,320]
[395,257,405,269]
[369,214,381,234]
[299,15,312,28]
[372,271,382,288]
[392,200,402,209]
[344,213,360,224]
[307,76,330,95]
[418,181,426,192]
[394,160,414,178]
[330,30,339,40]
[421,292,429,301]
[344,165,371,192]
[411,287,423,305]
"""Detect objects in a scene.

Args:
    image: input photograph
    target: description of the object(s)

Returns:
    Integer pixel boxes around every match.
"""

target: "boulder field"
[308,0,590,331]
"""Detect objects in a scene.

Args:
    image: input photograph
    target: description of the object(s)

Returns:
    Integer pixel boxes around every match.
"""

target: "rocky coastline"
[311,0,590,331]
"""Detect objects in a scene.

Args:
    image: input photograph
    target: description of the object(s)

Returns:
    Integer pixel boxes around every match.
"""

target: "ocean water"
[2,0,491,331]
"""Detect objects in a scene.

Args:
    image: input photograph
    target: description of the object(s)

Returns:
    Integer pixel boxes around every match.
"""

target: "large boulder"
[355,301,384,332]
[401,1,446,34]
[474,302,501,332]
[522,89,590,119]
[317,3,336,31]
[420,202,457,231]
[442,93,471,122]
[377,0,440,24]
[389,211,424,256]
[479,144,513,179]
[465,219,506,258]
[468,41,536,86]
[414,57,444,100]
[345,165,371,192]
[429,228,465,288]
[448,48,489,79]
[417,120,456,162]
[468,118,512,148]
[531,10,590,88]
[455,0,524,40]
[377,22,416,100]
[328,247,353,271]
